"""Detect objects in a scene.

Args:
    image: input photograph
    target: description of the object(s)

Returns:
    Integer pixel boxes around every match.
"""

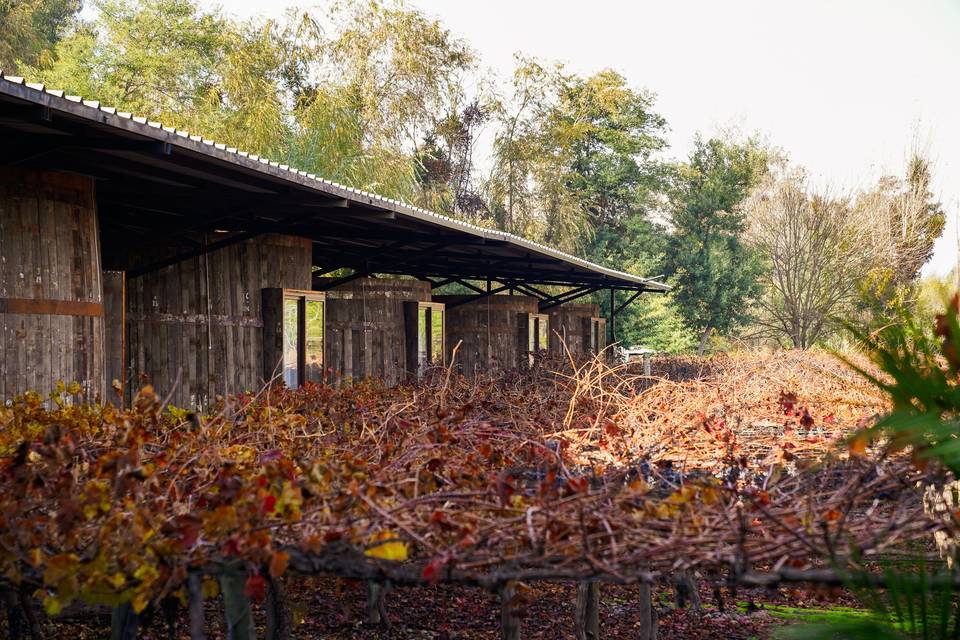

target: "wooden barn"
[0,73,669,406]
[435,294,540,375]
[319,277,433,385]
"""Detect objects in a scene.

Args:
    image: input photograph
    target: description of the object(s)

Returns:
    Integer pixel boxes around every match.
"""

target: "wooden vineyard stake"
[638,581,658,640]
[265,576,292,640]
[187,572,207,640]
[575,581,601,640]
[220,567,256,640]
[365,580,390,627]
[110,602,140,640]
[498,581,521,640]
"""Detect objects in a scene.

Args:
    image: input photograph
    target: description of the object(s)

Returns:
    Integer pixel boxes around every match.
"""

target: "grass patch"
[739,602,879,625]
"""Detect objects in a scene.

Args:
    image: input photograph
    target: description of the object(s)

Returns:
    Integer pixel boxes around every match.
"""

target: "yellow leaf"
[110,572,126,589]
[365,531,408,561]
[43,594,64,616]
[131,592,150,614]
[202,577,220,599]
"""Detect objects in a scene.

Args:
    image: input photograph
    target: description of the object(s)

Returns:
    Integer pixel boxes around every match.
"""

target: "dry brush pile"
[0,351,945,638]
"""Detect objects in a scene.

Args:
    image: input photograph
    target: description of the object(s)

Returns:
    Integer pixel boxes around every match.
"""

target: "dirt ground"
[31,576,868,639]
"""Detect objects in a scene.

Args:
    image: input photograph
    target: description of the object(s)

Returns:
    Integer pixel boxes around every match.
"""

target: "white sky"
[100,0,960,274]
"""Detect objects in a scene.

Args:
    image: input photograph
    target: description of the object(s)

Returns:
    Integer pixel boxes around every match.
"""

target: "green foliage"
[842,293,960,474]
[588,214,694,353]
[778,564,960,640]
[783,297,960,639]
[23,0,680,340]
[0,0,82,72]
[488,59,668,252]
[665,134,769,351]
[25,0,474,201]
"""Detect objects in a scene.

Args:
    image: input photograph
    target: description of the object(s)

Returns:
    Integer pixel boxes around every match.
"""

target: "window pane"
[538,316,549,351]
[418,307,428,368]
[431,308,444,364]
[282,297,300,388]
[304,298,324,383]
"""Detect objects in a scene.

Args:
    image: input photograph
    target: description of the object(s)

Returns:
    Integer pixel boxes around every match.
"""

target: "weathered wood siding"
[102,270,126,404]
[435,295,538,376]
[322,278,431,385]
[0,168,105,400]
[125,234,311,409]
[548,303,600,357]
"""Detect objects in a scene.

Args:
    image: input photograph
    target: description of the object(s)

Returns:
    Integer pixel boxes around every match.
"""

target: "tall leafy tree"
[0,0,82,73]
[488,60,669,252]
[666,135,768,353]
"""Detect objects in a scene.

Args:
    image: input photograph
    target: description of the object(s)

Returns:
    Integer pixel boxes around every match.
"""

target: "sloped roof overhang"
[0,73,669,293]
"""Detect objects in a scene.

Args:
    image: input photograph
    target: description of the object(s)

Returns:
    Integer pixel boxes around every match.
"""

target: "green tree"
[25,0,478,202]
[0,0,82,73]
[666,135,768,353]
[488,59,669,253]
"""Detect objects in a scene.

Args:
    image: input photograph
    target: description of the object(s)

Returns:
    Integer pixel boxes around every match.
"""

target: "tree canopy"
[3,0,946,353]
[665,135,769,352]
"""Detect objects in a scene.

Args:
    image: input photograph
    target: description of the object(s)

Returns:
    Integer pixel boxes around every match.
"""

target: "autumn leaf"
[269,551,290,578]
[261,494,278,515]
[365,531,408,561]
[849,432,869,457]
[422,556,447,585]
[245,575,267,601]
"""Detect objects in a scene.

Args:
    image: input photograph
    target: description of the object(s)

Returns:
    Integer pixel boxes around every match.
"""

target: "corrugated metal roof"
[0,71,670,292]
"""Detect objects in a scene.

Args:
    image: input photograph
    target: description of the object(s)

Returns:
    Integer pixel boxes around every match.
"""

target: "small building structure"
[546,303,605,358]
[0,72,669,405]
[434,294,539,375]
[320,277,432,385]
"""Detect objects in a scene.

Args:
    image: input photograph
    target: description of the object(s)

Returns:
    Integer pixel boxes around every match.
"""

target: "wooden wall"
[322,278,431,385]
[0,168,105,400]
[548,303,600,357]
[435,295,538,376]
[102,270,125,404]
[124,234,311,409]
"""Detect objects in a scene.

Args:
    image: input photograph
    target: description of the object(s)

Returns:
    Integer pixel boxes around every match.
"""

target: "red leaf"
[178,517,202,549]
[422,556,447,585]
[245,574,266,601]
[261,494,277,514]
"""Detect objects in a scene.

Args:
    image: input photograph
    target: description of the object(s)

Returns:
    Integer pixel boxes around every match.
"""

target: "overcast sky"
[165,0,960,274]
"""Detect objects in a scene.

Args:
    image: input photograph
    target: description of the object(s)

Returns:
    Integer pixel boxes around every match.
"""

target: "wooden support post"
[265,576,292,640]
[609,288,616,347]
[638,581,658,640]
[220,568,257,640]
[364,580,390,627]
[110,602,140,640]
[498,582,521,640]
[575,581,601,640]
[187,572,206,640]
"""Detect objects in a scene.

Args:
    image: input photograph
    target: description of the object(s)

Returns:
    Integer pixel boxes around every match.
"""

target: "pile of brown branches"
[0,351,941,637]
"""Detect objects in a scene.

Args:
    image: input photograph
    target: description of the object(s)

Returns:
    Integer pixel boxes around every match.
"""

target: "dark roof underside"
[0,75,669,292]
